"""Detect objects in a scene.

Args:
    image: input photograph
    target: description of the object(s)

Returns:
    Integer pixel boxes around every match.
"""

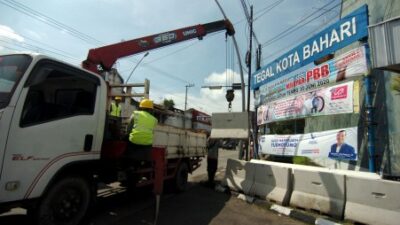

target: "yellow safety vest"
[129,111,158,145]
[110,102,122,117]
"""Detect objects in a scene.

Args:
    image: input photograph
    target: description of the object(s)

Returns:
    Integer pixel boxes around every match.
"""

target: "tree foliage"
[163,98,175,110]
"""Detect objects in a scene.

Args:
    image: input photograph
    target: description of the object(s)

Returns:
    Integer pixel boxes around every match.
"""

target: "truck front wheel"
[34,177,92,225]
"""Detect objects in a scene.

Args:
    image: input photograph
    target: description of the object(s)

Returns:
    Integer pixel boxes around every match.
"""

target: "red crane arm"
[82,20,235,74]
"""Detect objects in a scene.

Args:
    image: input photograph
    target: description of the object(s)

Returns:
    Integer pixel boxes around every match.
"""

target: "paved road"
[189,148,237,182]
[0,149,304,225]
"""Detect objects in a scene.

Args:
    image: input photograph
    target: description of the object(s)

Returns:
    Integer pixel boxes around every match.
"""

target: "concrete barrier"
[290,169,345,219]
[252,163,292,206]
[345,176,400,225]
[250,159,381,179]
[223,159,255,195]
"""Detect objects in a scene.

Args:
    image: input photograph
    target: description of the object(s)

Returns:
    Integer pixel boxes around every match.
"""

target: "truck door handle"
[84,134,93,152]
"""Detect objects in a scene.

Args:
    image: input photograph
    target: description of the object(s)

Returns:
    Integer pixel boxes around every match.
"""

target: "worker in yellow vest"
[110,96,122,117]
[125,98,158,161]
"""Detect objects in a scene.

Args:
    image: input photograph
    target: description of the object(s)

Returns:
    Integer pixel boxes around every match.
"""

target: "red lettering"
[313,68,321,80]
[306,71,313,82]
[321,64,329,77]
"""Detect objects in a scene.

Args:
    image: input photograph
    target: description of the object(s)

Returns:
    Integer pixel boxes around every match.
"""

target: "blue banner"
[252,4,369,90]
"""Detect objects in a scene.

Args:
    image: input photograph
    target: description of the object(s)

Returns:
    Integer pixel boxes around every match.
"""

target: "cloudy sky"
[0,0,340,114]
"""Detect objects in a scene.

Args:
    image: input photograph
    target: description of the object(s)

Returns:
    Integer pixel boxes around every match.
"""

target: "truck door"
[0,59,103,202]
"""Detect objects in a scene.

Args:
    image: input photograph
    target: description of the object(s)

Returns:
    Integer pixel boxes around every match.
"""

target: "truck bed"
[153,125,206,159]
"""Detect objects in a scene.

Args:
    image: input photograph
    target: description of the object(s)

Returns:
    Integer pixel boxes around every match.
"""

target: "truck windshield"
[0,54,32,109]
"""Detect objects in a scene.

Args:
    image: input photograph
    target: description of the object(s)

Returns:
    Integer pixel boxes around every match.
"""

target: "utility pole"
[247,6,253,113]
[245,5,254,161]
[184,83,194,111]
[184,83,194,129]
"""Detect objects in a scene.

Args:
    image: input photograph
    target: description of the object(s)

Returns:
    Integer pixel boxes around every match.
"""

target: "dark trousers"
[207,157,218,183]
[125,142,153,161]
[122,143,153,185]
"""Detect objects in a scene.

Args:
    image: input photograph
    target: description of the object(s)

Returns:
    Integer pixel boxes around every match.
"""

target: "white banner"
[257,46,368,104]
[257,81,354,125]
[258,127,358,161]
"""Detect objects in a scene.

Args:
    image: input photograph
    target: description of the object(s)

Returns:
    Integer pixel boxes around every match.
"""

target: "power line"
[1,0,222,86]
[253,0,284,21]
[0,26,81,61]
[0,39,80,65]
[2,0,192,84]
[233,0,284,25]
[260,0,361,64]
[239,0,261,46]
[261,0,339,48]
[0,0,103,46]
[151,84,212,110]
[261,12,339,63]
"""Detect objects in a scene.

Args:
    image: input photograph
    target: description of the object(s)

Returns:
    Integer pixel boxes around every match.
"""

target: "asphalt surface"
[0,149,305,225]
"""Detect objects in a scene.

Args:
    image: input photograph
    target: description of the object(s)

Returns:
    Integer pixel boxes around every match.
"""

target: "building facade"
[255,0,400,177]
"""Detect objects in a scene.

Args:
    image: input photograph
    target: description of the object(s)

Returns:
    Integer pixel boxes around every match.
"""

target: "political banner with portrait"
[257,81,354,125]
[257,46,368,104]
[258,127,357,161]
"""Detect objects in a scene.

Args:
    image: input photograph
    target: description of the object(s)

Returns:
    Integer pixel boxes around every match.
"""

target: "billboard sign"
[252,5,368,90]
[257,46,368,103]
[257,81,354,125]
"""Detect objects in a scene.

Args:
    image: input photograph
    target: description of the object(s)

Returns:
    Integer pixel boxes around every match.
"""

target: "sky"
[0,0,341,114]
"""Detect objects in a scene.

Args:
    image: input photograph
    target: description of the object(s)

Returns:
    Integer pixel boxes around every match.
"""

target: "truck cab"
[0,53,106,207]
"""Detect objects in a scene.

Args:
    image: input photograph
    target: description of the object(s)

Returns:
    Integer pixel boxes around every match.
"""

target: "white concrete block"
[345,176,400,225]
[290,169,345,219]
[252,163,292,205]
[223,159,255,195]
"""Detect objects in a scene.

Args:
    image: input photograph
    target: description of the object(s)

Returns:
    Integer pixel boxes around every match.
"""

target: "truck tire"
[174,162,189,192]
[34,177,92,225]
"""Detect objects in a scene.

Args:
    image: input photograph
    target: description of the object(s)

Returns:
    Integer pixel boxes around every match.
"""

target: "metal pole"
[244,6,254,161]
[365,75,376,172]
[184,84,194,129]
[185,85,188,111]
[126,52,149,84]
[184,83,194,111]
[215,0,245,112]
[247,6,253,113]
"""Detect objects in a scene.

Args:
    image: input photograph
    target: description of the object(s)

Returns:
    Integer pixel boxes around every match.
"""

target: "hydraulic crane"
[81,19,235,224]
[82,19,235,74]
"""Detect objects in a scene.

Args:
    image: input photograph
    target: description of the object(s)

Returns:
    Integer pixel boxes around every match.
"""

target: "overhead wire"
[261,0,339,48]
[0,26,81,62]
[239,0,261,46]
[0,0,202,85]
[0,39,80,65]
[261,11,339,63]
[233,0,283,25]
[260,0,360,64]
[0,0,103,46]
[253,0,284,21]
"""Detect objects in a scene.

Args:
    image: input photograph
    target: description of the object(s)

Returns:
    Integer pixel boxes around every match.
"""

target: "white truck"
[0,19,235,225]
[0,53,207,224]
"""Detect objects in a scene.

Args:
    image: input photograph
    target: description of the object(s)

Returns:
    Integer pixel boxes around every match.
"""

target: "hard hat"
[139,99,154,109]
[115,96,122,100]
